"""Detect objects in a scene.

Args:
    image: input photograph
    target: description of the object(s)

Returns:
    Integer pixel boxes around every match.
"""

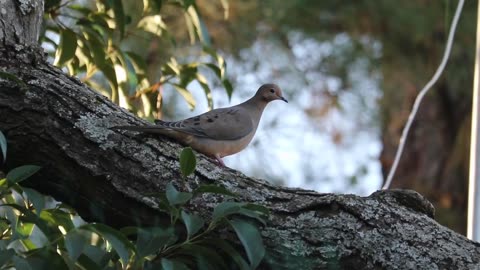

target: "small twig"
[382,0,465,190]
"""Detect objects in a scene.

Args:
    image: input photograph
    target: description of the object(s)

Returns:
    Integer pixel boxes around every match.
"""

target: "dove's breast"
[189,129,257,158]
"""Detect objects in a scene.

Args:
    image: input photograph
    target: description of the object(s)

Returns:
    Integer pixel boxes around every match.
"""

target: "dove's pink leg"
[214,154,225,167]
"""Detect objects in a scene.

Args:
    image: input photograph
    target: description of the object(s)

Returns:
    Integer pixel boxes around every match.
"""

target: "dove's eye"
[270,89,275,93]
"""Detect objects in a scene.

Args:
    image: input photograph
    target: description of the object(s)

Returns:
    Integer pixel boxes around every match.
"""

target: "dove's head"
[256,84,288,103]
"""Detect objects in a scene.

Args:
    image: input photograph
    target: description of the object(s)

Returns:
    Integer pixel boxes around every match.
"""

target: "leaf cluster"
[43,0,232,119]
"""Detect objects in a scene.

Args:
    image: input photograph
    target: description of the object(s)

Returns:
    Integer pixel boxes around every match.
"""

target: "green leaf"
[0,249,15,267]
[0,130,6,163]
[65,230,88,261]
[138,15,167,37]
[1,204,51,239]
[13,255,31,270]
[185,6,211,45]
[223,79,233,100]
[81,14,112,37]
[237,208,267,226]
[182,0,195,9]
[99,58,119,92]
[136,227,176,257]
[110,0,126,38]
[76,254,102,270]
[6,165,41,185]
[161,258,190,270]
[143,0,163,13]
[193,184,237,197]
[54,28,77,66]
[196,255,215,270]
[232,204,269,226]
[197,14,211,46]
[204,63,221,78]
[23,247,69,270]
[195,73,213,109]
[179,147,196,178]
[126,52,148,77]
[243,204,270,216]
[181,211,204,238]
[16,222,34,239]
[80,223,135,266]
[88,47,116,89]
[162,59,180,76]
[82,32,118,90]
[67,5,93,15]
[23,188,46,215]
[208,239,250,270]
[40,209,75,232]
[229,218,265,269]
[212,202,244,222]
[166,182,192,206]
[173,84,196,110]
[179,64,198,86]
[81,245,110,268]
[181,244,227,269]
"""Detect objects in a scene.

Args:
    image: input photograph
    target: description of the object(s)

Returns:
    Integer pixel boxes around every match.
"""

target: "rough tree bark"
[1,1,480,269]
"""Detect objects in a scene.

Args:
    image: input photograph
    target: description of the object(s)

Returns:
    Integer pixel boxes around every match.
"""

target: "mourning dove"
[113,84,287,166]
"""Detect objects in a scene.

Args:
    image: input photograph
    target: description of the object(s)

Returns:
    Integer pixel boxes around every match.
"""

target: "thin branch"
[382,0,465,190]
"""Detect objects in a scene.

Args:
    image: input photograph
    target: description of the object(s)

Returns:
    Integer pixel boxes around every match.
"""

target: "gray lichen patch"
[75,113,116,150]
[195,159,225,179]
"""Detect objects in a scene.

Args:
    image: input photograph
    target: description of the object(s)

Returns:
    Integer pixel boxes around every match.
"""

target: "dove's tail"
[110,125,171,134]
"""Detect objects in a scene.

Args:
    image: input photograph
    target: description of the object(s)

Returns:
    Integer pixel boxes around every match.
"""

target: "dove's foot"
[214,155,226,167]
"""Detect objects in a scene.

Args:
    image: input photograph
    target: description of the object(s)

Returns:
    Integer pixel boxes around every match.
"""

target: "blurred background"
[43,0,477,234]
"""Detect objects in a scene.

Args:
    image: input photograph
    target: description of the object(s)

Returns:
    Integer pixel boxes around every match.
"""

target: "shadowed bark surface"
[1,1,480,269]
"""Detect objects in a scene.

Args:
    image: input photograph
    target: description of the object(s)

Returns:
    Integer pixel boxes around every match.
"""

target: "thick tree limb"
[1,1,480,269]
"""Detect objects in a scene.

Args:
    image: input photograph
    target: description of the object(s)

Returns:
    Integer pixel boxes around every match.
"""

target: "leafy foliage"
[42,0,233,119]
[179,147,196,179]
[0,132,268,269]
[0,131,5,164]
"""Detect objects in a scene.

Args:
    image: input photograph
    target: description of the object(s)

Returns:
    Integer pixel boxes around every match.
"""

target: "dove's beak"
[280,96,288,103]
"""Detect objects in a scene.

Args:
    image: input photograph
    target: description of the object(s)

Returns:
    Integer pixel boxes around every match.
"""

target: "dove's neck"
[241,97,268,123]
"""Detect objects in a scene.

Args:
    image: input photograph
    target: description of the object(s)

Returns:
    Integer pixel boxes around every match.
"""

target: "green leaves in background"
[136,227,176,257]
[22,188,46,215]
[44,0,234,119]
[64,230,89,261]
[0,249,15,268]
[229,218,265,269]
[81,223,135,267]
[166,182,193,206]
[0,176,268,269]
[0,130,6,163]
[53,29,77,67]
[181,210,204,238]
[161,258,190,270]
[110,0,126,38]
[179,147,196,178]
[138,15,168,36]
[6,165,41,185]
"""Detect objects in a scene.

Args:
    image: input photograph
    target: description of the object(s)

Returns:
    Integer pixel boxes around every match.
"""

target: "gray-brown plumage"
[113,84,287,166]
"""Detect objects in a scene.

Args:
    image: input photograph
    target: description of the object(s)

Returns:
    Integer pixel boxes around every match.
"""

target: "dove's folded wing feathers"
[155,106,254,141]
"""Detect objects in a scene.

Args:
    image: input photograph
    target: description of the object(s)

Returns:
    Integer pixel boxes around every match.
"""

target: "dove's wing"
[155,106,254,141]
